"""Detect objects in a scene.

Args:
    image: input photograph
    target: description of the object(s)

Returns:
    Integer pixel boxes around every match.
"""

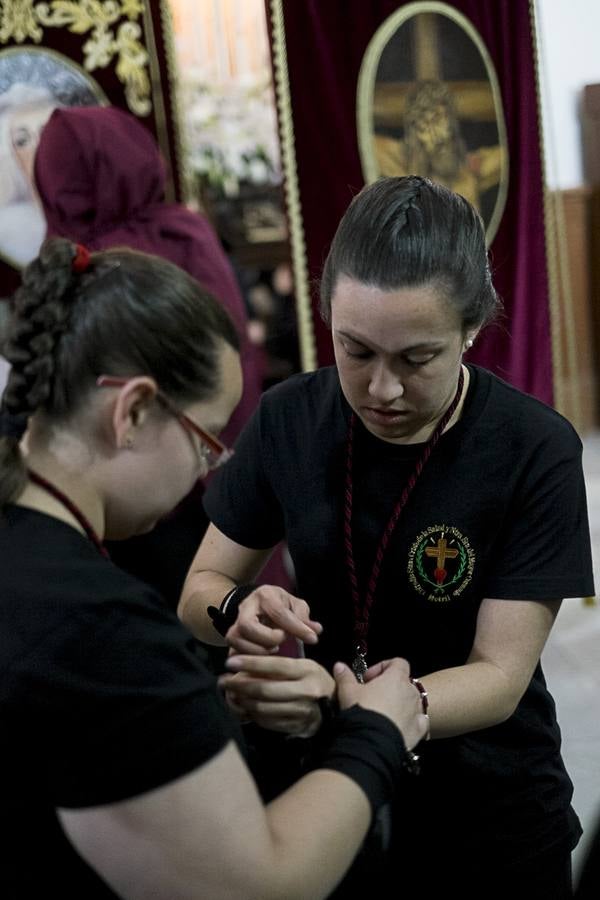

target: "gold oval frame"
[0,44,108,105]
[357,1,509,246]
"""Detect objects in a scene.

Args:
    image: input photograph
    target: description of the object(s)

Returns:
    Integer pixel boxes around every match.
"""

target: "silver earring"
[465,338,474,349]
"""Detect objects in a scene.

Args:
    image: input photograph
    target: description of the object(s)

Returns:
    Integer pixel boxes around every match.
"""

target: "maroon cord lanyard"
[28,469,110,559]
[344,368,464,681]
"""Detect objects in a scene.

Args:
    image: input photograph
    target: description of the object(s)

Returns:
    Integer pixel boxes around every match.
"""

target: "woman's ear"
[110,377,158,450]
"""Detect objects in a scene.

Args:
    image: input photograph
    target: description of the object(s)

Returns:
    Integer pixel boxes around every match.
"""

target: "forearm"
[422,597,560,739]
[60,668,420,900]
[421,660,520,739]
[178,569,235,645]
[60,746,372,900]
[263,770,371,900]
[261,698,409,899]
[178,524,274,644]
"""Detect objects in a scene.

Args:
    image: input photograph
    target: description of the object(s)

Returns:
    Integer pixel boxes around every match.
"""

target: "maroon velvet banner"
[0,0,184,296]
[267,0,554,405]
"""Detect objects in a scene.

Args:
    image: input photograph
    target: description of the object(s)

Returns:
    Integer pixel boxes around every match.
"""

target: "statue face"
[10,101,56,186]
[412,103,452,154]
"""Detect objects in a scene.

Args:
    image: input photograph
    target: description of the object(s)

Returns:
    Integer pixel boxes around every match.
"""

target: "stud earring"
[465,338,474,350]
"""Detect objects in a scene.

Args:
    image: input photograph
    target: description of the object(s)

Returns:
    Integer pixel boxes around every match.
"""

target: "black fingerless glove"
[310,704,418,814]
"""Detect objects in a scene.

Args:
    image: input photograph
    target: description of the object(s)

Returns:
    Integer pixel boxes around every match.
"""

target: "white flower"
[181,71,281,193]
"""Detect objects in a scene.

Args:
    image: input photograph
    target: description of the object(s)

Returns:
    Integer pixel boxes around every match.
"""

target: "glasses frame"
[96,375,234,471]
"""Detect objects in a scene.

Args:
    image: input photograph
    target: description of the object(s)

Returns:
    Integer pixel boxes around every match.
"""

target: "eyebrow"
[336,330,446,354]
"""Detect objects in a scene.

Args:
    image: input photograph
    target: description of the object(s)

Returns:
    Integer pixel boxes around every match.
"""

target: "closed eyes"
[340,339,436,367]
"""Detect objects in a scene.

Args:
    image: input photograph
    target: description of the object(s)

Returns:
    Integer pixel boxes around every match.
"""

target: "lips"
[362,406,409,427]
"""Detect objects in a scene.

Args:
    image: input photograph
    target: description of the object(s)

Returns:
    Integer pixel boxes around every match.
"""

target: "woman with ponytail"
[0,237,426,899]
[181,176,594,899]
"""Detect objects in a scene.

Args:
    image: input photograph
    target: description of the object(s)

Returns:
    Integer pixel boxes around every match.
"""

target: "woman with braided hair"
[0,237,428,899]
[180,176,594,898]
[32,104,270,610]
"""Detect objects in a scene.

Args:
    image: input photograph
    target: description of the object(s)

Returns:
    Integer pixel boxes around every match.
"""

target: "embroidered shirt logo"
[408,525,475,603]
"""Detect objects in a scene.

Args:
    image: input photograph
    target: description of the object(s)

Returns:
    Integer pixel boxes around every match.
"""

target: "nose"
[368,361,404,404]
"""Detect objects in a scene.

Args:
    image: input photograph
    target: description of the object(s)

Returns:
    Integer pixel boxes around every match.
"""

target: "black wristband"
[310,704,418,814]
[207,583,257,637]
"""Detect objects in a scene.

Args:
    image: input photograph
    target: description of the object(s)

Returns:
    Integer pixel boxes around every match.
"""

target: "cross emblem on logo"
[425,537,459,584]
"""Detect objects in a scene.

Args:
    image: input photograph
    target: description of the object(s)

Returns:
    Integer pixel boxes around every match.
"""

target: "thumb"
[333,661,354,684]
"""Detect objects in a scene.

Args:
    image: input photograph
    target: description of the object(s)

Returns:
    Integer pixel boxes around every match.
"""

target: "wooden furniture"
[550,186,598,434]
[199,182,291,270]
[577,84,600,432]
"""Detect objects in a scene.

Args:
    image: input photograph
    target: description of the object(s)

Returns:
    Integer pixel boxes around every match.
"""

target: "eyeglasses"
[96,375,234,471]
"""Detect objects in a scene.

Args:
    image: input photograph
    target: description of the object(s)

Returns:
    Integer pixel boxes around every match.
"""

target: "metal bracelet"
[411,677,431,741]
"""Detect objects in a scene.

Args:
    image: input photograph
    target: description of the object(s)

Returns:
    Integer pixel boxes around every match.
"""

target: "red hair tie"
[72,243,91,273]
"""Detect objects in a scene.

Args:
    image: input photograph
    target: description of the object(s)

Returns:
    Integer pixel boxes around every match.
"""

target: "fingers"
[332,660,352,681]
[362,660,388,682]
[253,591,322,644]
[363,657,410,682]
[237,704,321,737]
[222,657,325,701]
[225,654,309,678]
[220,657,334,739]
[226,626,285,656]
[221,674,320,703]
[333,661,362,708]
[232,589,323,651]
[265,604,323,644]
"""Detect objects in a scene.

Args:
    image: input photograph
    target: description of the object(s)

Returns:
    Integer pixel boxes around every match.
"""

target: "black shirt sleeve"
[484,421,595,599]
[204,392,286,549]
[23,594,242,808]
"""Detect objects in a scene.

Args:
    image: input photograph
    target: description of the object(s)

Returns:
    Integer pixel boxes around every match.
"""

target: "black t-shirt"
[0,506,243,899]
[205,364,594,869]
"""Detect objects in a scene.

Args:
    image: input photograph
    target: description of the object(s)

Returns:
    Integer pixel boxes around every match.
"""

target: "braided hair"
[319,175,499,330]
[0,238,239,508]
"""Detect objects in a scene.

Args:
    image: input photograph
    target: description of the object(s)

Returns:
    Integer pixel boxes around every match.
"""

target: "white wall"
[536,0,600,189]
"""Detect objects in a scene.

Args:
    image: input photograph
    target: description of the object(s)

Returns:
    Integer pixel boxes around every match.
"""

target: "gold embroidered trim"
[1,0,151,116]
[0,0,42,42]
[269,0,317,372]
[140,0,173,198]
[529,0,577,423]
[157,0,189,203]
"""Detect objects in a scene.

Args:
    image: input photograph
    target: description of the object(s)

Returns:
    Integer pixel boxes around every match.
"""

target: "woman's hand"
[336,657,428,750]
[219,655,335,738]
[225,585,323,655]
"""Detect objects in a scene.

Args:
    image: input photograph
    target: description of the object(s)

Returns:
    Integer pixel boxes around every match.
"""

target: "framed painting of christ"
[357,4,509,244]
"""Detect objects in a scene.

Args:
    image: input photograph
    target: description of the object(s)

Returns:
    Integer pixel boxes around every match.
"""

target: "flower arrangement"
[180,70,282,196]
